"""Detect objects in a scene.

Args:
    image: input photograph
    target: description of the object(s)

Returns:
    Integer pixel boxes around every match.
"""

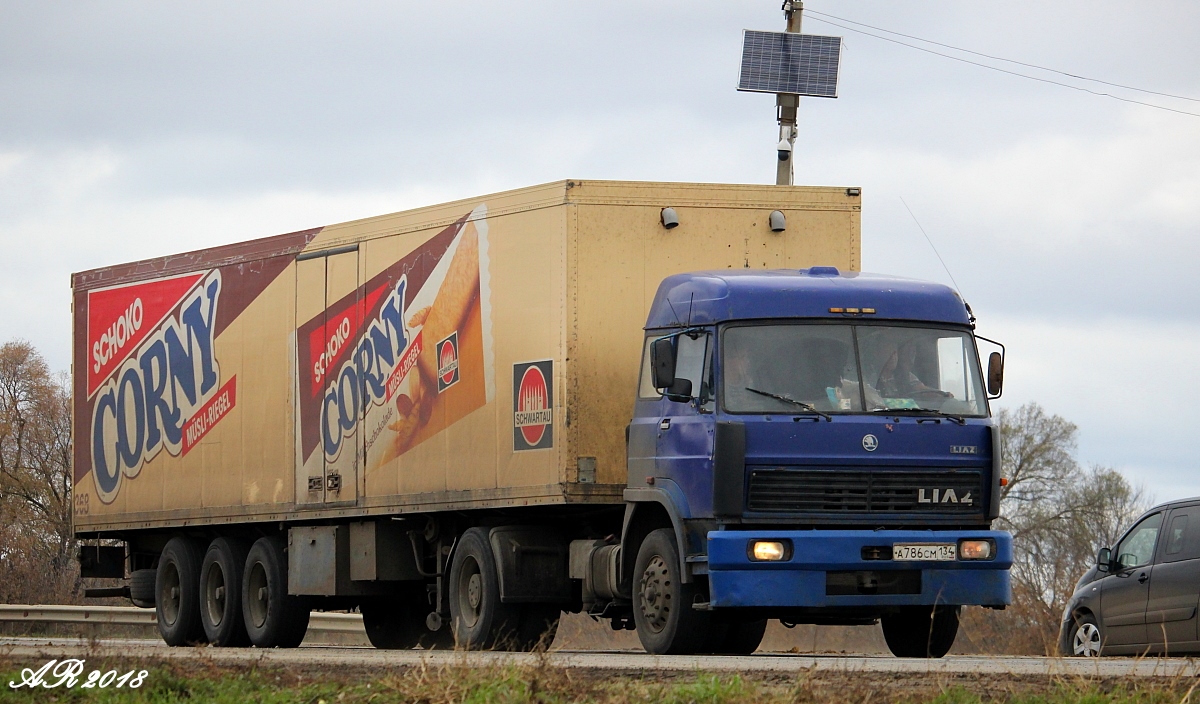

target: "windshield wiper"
[745,387,832,421]
[870,407,965,425]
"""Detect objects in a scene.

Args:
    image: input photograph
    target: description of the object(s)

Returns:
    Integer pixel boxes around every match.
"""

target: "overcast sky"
[2,1,1197,502]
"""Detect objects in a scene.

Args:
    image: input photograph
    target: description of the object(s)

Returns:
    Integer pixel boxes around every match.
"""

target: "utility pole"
[776,0,803,186]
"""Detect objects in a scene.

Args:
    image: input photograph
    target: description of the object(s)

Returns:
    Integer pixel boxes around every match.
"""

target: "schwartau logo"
[437,332,460,393]
[513,360,553,451]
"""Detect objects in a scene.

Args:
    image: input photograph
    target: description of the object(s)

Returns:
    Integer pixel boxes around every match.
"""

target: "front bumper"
[707,529,1012,608]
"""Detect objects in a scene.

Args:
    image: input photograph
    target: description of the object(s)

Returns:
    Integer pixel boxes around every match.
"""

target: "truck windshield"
[721,324,987,417]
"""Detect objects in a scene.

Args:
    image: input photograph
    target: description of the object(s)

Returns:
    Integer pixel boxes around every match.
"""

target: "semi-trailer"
[73,179,1010,656]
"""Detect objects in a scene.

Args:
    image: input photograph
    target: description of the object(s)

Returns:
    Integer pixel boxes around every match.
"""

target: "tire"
[242,536,310,648]
[517,605,562,652]
[703,616,767,655]
[881,606,959,658]
[199,538,251,647]
[1067,613,1102,657]
[632,528,711,655]
[361,585,453,650]
[129,569,156,608]
[155,537,206,646]
[448,527,522,649]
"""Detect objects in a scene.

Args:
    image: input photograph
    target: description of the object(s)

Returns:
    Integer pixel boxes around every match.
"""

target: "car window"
[1116,512,1163,569]
[1162,507,1200,563]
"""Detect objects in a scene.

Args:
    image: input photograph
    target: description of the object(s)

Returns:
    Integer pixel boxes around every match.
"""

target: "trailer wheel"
[881,605,959,658]
[129,569,156,608]
[361,585,453,650]
[448,527,521,649]
[632,528,711,654]
[242,536,310,648]
[155,537,206,646]
[199,538,251,647]
[703,616,767,654]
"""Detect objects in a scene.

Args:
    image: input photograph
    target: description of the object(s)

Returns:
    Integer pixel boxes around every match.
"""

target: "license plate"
[892,543,956,561]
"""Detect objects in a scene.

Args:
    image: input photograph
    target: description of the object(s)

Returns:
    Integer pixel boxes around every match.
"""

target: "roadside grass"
[2,658,1198,703]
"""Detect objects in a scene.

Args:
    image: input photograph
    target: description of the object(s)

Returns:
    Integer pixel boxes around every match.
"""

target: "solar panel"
[737,30,842,98]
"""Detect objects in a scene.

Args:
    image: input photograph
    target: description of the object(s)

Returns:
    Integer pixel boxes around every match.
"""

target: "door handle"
[1138,572,1149,584]
[660,419,671,430]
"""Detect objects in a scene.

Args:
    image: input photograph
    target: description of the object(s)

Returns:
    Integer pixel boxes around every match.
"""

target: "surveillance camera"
[777,137,792,162]
[660,207,679,229]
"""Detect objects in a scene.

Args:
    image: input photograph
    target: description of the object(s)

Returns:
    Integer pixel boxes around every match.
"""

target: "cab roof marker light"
[828,307,844,313]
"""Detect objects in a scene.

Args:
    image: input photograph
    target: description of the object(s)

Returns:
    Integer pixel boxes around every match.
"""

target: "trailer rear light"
[958,539,994,560]
[749,540,792,561]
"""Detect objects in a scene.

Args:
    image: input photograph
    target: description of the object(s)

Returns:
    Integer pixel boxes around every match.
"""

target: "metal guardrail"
[0,605,365,633]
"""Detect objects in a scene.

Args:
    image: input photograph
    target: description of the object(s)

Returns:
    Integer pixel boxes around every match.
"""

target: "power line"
[803,14,1200,119]
[805,8,1200,104]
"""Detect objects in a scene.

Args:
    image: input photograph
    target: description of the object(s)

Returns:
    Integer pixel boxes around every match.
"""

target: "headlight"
[958,539,994,560]
[749,540,791,561]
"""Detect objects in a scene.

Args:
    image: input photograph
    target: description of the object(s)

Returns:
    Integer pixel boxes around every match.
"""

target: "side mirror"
[664,378,692,403]
[651,337,677,389]
[987,351,1004,397]
[1096,547,1112,573]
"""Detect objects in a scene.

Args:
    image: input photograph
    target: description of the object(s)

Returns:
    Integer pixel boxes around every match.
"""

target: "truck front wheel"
[155,537,206,646]
[242,536,310,648]
[881,605,959,658]
[632,528,711,654]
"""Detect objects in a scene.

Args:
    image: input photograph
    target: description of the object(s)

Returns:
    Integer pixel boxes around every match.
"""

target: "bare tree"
[0,340,77,603]
[960,403,1148,654]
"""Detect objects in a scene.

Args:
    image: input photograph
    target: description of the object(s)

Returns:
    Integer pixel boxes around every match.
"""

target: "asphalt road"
[1,638,1197,677]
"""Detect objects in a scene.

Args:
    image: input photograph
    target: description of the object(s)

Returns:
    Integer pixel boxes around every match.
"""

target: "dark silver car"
[1060,497,1200,656]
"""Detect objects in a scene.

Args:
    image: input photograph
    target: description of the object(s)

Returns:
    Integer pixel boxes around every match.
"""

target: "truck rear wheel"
[200,537,251,647]
[155,537,206,646]
[242,536,310,648]
[632,528,711,655]
[361,586,453,650]
[449,527,521,649]
[881,605,959,658]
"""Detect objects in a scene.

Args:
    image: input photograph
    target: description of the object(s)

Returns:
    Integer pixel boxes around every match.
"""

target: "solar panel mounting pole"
[776,0,803,186]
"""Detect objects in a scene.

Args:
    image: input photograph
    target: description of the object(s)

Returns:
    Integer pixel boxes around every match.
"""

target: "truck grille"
[746,469,983,514]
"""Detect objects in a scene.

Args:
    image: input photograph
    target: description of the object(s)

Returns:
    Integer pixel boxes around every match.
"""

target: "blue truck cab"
[616,267,1012,656]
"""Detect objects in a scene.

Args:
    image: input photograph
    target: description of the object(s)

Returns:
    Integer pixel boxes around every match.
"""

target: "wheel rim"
[203,562,226,627]
[638,555,671,634]
[1073,622,1101,657]
[247,561,269,629]
[160,562,181,626]
[456,556,482,629]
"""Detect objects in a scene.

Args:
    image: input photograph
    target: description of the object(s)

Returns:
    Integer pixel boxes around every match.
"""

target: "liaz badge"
[436,332,460,393]
[513,360,553,451]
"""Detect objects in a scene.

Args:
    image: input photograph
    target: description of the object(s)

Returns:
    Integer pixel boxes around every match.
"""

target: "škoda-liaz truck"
[73,180,1010,656]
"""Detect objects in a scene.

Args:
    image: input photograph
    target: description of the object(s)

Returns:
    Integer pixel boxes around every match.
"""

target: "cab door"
[1101,512,1163,647]
[1145,505,1200,651]
[654,331,714,517]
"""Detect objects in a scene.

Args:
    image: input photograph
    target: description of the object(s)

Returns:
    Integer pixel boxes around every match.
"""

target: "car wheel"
[1070,613,1102,657]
